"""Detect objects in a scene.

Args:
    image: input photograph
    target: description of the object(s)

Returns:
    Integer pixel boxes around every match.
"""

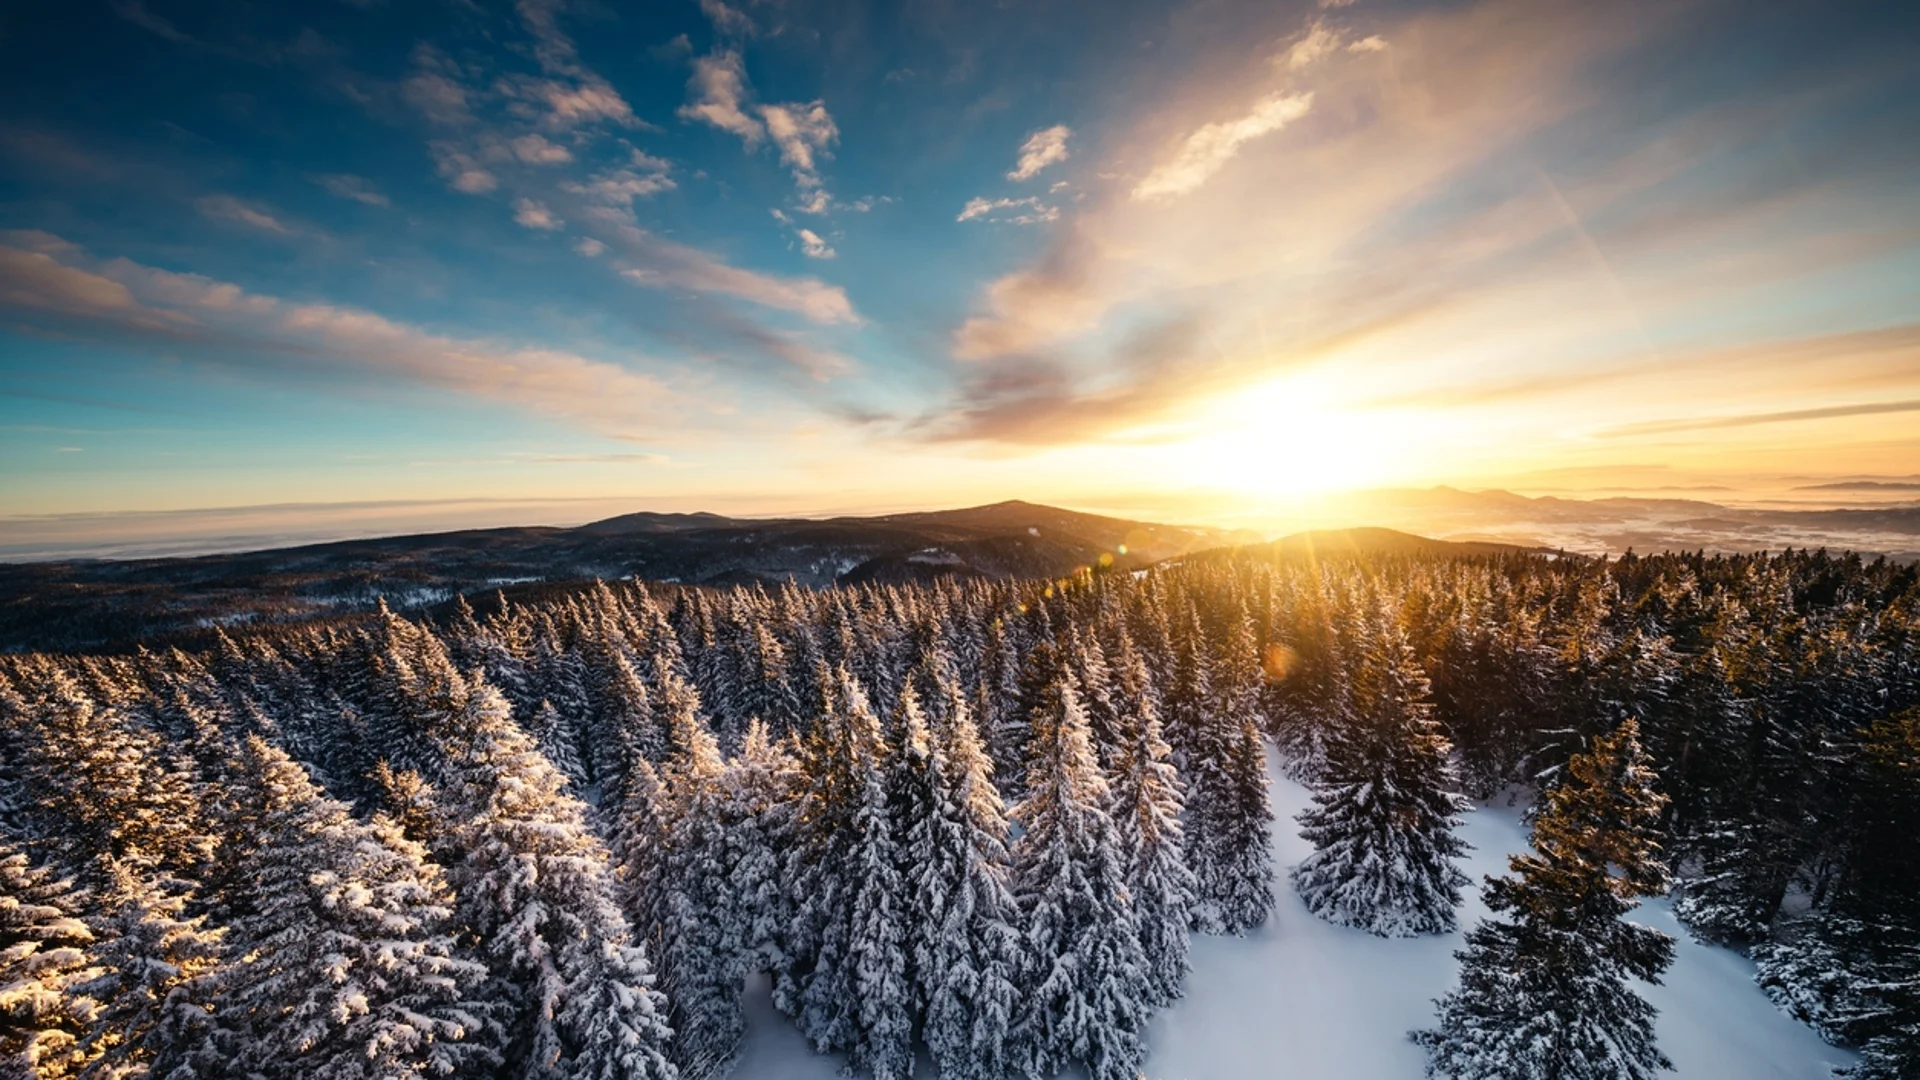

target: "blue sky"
[2,0,1918,548]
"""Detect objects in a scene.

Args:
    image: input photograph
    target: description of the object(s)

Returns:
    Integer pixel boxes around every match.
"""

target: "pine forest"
[2,547,1917,1080]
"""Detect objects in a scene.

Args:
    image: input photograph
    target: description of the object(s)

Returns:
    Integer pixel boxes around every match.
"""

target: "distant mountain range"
[1299,486,1920,563]
[4,489,1914,653]
[0,501,1255,652]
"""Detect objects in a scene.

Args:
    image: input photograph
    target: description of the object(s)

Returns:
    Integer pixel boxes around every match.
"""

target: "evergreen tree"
[1108,682,1196,1006]
[780,667,914,1078]
[0,839,98,1079]
[71,861,222,1079]
[714,721,798,984]
[1415,719,1676,1080]
[1755,708,1920,1080]
[652,696,743,1080]
[1756,912,1918,1080]
[432,681,677,1080]
[0,666,206,888]
[1292,602,1470,937]
[910,676,1021,1080]
[1011,679,1150,1080]
[186,736,492,1080]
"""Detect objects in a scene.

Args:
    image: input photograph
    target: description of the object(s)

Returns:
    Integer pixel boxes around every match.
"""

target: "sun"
[1141,371,1430,500]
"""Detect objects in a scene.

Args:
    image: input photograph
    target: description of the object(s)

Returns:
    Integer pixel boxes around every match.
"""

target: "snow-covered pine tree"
[185,735,492,1080]
[716,721,798,986]
[1108,662,1196,1007]
[431,680,677,1080]
[910,671,1022,1080]
[0,838,98,1079]
[1011,677,1150,1080]
[0,665,205,889]
[1292,599,1470,937]
[607,756,670,937]
[70,860,222,1078]
[1755,911,1918,1080]
[1755,707,1920,1080]
[1177,605,1275,937]
[653,693,744,1080]
[527,698,589,792]
[584,634,657,802]
[1415,719,1676,1080]
[781,667,914,1079]
[842,686,916,1080]
[1208,711,1277,935]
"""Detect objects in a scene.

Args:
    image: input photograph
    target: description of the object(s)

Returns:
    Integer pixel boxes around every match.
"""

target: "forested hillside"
[2,547,1916,1079]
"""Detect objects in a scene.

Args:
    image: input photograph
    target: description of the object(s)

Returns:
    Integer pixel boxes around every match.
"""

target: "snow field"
[734,758,1857,1080]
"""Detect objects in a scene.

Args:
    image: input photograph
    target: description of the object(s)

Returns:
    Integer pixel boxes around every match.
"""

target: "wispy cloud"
[1009,125,1072,182]
[509,133,573,165]
[956,196,1059,225]
[678,50,840,212]
[761,101,839,202]
[679,51,765,144]
[564,151,676,207]
[698,0,756,38]
[1598,399,1920,438]
[0,234,686,437]
[428,141,498,194]
[512,197,563,230]
[195,194,299,236]
[1131,92,1313,201]
[508,0,645,132]
[592,215,859,326]
[312,173,391,207]
[795,228,835,259]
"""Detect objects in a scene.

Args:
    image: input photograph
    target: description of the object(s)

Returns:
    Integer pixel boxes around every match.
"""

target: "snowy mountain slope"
[731,759,1858,1080]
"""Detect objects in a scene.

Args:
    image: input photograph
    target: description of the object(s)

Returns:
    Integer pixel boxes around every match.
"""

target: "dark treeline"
[1,547,1916,1079]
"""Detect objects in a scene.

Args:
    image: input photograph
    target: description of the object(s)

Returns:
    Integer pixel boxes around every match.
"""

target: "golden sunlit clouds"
[925,0,1919,508]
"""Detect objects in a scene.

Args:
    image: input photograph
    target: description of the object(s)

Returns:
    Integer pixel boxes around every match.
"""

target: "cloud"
[1280,19,1343,70]
[526,451,671,464]
[565,155,676,206]
[678,50,841,210]
[0,234,684,437]
[795,228,835,259]
[0,239,187,336]
[509,0,643,131]
[574,237,606,257]
[761,101,838,188]
[1131,92,1313,201]
[428,141,498,194]
[402,48,475,126]
[312,173,390,207]
[925,316,1216,444]
[1008,125,1072,181]
[699,0,756,37]
[510,133,573,164]
[1349,35,1388,53]
[1598,399,1920,439]
[956,196,1059,225]
[505,77,642,132]
[588,215,859,325]
[196,194,296,235]
[679,51,765,145]
[937,0,1711,443]
[513,198,563,230]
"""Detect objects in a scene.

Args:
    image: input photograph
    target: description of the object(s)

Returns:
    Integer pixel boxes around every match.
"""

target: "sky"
[2,0,1918,548]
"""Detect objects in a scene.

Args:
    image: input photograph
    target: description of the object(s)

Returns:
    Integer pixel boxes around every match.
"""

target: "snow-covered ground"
[734,760,1857,1079]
